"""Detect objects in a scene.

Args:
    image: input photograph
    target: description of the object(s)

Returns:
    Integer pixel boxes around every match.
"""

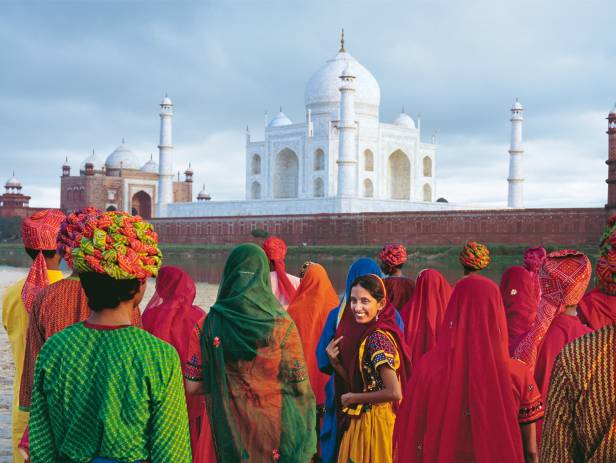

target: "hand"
[326,336,343,364]
[341,392,355,408]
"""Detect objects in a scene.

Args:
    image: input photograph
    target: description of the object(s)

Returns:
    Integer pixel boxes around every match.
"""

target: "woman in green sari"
[186,243,316,462]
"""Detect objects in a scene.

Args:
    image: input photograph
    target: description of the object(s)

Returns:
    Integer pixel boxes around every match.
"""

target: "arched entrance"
[251,181,262,199]
[273,148,299,198]
[388,150,411,200]
[131,191,152,219]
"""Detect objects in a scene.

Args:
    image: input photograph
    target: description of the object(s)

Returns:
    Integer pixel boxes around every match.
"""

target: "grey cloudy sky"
[1,0,613,208]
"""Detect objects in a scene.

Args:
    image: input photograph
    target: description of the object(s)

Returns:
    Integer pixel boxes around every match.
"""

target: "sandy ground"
[0,266,219,462]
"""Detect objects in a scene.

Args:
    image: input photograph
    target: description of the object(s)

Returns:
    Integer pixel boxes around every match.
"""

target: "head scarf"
[514,250,591,370]
[262,236,297,302]
[57,207,103,270]
[596,215,616,295]
[499,266,538,356]
[334,274,412,431]
[21,209,66,312]
[523,246,547,274]
[401,269,452,365]
[200,243,315,463]
[287,263,339,405]
[71,211,162,280]
[393,274,524,463]
[378,244,408,269]
[459,240,490,271]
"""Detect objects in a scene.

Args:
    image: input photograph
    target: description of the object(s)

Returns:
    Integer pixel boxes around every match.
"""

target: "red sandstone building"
[0,173,45,218]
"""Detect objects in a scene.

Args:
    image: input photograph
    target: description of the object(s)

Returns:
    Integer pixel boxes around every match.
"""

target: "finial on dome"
[401,106,405,114]
[340,28,346,52]
[279,105,283,113]
[121,137,125,144]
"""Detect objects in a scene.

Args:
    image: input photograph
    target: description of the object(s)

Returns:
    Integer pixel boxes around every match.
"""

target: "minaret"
[605,103,616,215]
[157,94,174,216]
[507,99,524,208]
[336,62,358,197]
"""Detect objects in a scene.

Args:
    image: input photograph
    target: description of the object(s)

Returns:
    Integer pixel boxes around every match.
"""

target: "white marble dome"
[304,51,381,108]
[141,157,159,174]
[512,99,523,110]
[5,174,21,188]
[393,111,415,129]
[105,143,141,170]
[268,111,293,128]
[80,150,104,171]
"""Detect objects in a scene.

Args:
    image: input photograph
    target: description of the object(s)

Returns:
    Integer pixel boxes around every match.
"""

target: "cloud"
[1,0,614,209]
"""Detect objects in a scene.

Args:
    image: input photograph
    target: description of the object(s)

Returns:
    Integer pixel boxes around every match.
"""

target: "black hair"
[350,274,386,302]
[25,248,57,261]
[79,272,142,312]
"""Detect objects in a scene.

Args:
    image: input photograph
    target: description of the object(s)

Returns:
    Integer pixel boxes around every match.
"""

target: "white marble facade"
[244,41,437,206]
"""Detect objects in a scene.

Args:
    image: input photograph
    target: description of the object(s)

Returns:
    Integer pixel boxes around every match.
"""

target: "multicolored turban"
[21,209,66,312]
[72,211,162,280]
[57,207,103,270]
[262,236,297,301]
[459,240,491,271]
[514,249,591,369]
[596,214,616,295]
[378,244,408,269]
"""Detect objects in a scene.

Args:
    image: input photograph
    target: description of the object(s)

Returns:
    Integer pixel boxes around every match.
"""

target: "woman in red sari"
[500,266,538,356]
[142,266,205,450]
[399,269,451,366]
[514,250,592,443]
[378,244,416,311]
[393,274,543,463]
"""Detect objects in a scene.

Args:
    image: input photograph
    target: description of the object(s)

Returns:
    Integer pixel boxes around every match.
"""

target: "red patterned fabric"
[20,209,66,313]
[262,236,297,302]
[400,269,451,366]
[500,266,538,356]
[523,247,547,275]
[393,274,524,463]
[142,266,205,449]
[378,244,408,268]
[458,240,490,271]
[513,250,592,371]
[56,207,102,270]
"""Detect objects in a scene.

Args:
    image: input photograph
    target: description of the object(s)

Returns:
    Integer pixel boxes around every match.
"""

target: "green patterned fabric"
[29,322,191,463]
[202,243,316,462]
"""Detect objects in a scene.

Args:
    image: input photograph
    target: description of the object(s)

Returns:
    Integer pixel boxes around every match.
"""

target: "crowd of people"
[2,207,616,462]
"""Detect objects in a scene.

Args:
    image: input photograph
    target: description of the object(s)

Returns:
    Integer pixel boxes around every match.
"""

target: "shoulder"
[287,273,301,287]
[3,278,25,304]
[562,324,614,360]
[366,330,396,353]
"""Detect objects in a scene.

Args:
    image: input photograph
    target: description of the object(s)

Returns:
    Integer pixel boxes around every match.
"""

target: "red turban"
[596,215,616,296]
[459,240,490,271]
[523,246,547,274]
[262,236,296,301]
[57,207,103,270]
[378,244,408,268]
[21,209,66,312]
[514,249,591,369]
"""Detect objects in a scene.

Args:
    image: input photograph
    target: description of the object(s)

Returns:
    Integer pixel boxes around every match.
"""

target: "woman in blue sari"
[316,258,404,463]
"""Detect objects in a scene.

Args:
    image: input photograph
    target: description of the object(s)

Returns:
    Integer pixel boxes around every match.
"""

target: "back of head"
[79,272,142,311]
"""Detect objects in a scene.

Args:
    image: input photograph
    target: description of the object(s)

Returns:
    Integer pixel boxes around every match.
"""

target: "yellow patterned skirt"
[337,402,396,463]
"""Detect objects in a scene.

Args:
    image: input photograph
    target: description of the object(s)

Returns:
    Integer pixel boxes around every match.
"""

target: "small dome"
[436,197,448,203]
[197,184,211,201]
[512,99,523,110]
[141,156,159,174]
[268,111,293,128]
[5,173,21,188]
[393,110,415,129]
[80,150,104,172]
[305,50,380,109]
[161,95,173,106]
[105,143,141,170]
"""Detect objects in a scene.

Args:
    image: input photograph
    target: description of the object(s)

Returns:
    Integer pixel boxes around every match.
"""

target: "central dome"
[304,51,380,109]
[105,143,141,170]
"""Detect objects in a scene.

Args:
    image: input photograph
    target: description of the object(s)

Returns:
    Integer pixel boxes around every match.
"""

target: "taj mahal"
[57,32,527,218]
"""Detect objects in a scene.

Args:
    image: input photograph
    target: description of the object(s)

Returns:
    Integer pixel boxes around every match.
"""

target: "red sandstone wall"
[151,208,607,246]
[0,206,47,219]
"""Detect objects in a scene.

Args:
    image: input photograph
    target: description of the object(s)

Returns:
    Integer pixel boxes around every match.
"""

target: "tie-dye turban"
[459,240,491,271]
[596,214,616,296]
[72,211,162,280]
[378,244,408,268]
[57,207,103,270]
[21,209,66,312]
